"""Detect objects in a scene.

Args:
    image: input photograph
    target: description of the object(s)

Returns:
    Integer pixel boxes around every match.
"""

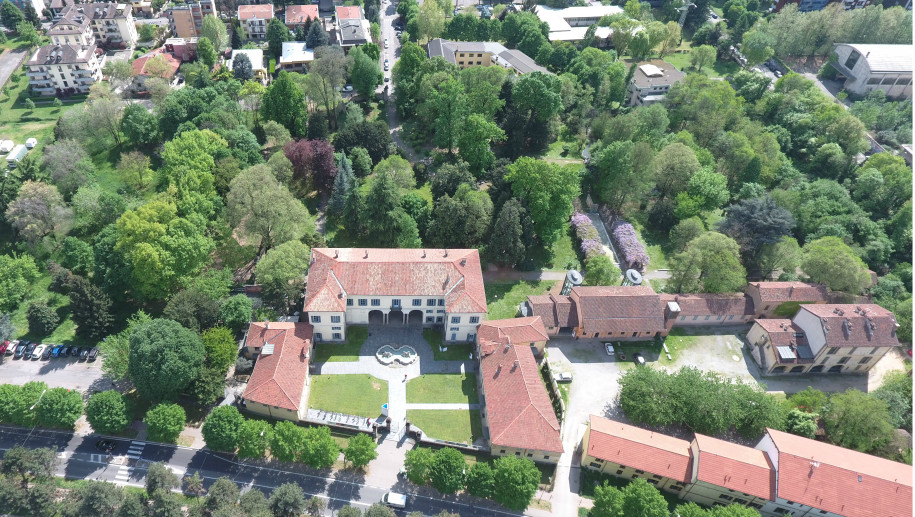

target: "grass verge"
[658,328,699,366]
[312,326,368,362]
[309,374,388,418]
[485,280,555,320]
[579,469,684,511]
[407,409,482,444]
[406,374,479,404]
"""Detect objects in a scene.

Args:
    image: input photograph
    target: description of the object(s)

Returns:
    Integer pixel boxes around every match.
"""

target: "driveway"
[0,48,29,90]
[0,351,112,394]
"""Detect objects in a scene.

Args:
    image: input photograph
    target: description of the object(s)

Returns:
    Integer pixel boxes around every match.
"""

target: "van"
[382,492,406,509]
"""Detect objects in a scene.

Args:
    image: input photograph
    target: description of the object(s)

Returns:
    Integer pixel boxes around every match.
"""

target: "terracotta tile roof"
[659,293,754,317]
[765,428,912,517]
[753,319,813,364]
[748,281,829,304]
[335,5,362,19]
[526,294,578,328]
[131,49,181,78]
[478,340,562,453]
[586,415,692,483]
[478,317,549,345]
[693,433,775,500]
[242,322,312,411]
[571,286,665,334]
[799,304,899,348]
[285,4,317,24]
[303,249,487,314]
[238,4,274,20]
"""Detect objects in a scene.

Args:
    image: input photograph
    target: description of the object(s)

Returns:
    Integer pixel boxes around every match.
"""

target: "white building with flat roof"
[832,43,912,99]
[278,41,314,72]
[534,4,623,42]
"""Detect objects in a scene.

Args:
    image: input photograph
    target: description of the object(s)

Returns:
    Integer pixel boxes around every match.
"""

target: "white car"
[384,38,389,48]
[556,371,572,383]
[604,343,615,356]
[382,492,406,509]
[31,345,46,360]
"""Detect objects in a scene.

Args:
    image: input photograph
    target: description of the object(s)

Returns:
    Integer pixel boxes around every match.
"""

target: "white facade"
[26,44,105,95]
[833,43,913,99]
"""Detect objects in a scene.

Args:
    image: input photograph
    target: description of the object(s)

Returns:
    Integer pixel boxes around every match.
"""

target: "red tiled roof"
[571,286,665,334]
[693,433,775,501]
[799,304,899,348]
[753,319,812,364]
[748,281,829,304]
[242,322,312,411]
[659,293,754,317]
[526,294,579,328]
[765,428,912,517]
[285,4,317,24]
[238,4,274,20]
[303,249,487,314]
[131,49,181,78]
[478,317,549,345]
[586,415,692,483]
[479,341,562,453]
[335,5,362,19]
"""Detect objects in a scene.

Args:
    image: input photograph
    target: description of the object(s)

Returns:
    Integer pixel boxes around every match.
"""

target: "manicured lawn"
[485,280,555,320]
[528,221,581,271]
[407,374,479,404]
[423,329,474,361]
[10,274,94,347]
[664,48,741,79]
[628,211,670,273]
[659,327,699,366]
[0,70,83,144]
[407,409,482,444]
[309,374,389,418]
[311,326,368,362]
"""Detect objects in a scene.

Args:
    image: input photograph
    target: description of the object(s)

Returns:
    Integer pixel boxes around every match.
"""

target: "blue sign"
[382,403,388,409]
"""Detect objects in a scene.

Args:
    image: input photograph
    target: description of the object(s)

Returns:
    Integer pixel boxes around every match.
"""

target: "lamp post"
[21,388,48,446]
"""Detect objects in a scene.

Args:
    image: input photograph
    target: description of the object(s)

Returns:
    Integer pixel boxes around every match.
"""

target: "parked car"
[382,492,406,509]
[343,85,353,92]
[95,439,115,452]
[87,347,99,362]
[711,12,718,18]
[31,345,46,360]
[604,343,615,356]
[41,345,53,360]
[633,352,645,366]
[556,371,573,383]
[70,346,83,357]
[13,342,26,358]
[384,63,389,71]
[0,341,8,355]
[79,348,90,361]
[23,342,36,358]
[51,344,64,358]
[4,340,17,355]
[384,38,389,48]
[59,346,71,357]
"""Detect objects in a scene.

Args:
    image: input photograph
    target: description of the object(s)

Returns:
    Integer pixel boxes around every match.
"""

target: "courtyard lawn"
[485,280,555,320]
[407,374,479,404]
[309,374,389,418]
[423,329,474,361]
[311,326,368,363]
[659,328,699,366]
[407,409,482,445]
[664,48,741,79]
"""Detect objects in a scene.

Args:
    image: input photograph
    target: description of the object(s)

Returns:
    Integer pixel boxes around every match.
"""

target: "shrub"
[144,403,186,443]
[570,212,607,264]
[27,301,59,336]
[610,220,650,271]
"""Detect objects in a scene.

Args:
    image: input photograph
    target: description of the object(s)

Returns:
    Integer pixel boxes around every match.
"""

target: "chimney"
[422,249,426,258]
[334,249,338,258]
[443,250,448,257]
[789,285,794,296]
[460,258,466,266]
[512,360,519,370]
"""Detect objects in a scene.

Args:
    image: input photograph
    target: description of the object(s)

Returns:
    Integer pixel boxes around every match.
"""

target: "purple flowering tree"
[611,220,650,271]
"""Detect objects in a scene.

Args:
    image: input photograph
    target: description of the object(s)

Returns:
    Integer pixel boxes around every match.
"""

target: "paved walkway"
[315,325,475,441]
[0,48,28,90]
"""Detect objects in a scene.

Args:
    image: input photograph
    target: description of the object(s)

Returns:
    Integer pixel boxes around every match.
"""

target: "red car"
[0,341,8,355]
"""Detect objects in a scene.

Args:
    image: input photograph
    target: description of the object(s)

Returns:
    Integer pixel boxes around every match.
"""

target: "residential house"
[26,43,104,95]
[130,48,181,93]
[229,48,267,81]
[534,4,623,42]
[477,321,563,464]
[164,37,198,61]
[285,4,317,30]
[570,286,667,339]
[626,60,685,107]
[477,316,549,355]
[334,5,369,49]
[46,8,94,46]
[427,38,550,74]
[239,321,313,421]
[277,41,314,72]
[659,293,754,328]
[745,281,829,319]
[832,44,913,99]
[238,4,273,40]
[165,0,217,39]
[302,248,487,343]
[748,303,900,375]
[53,3,138,48]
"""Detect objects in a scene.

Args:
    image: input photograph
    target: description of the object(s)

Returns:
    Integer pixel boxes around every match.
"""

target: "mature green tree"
[270,483,306,517]
[458,114,505,176]
[801,237,872,293]
[741,29,774,67]
[271,421,307,463]
[824,389,895,452]
[0,254,39,312]
[202,406,244,453]
[668,232,746,293]
[428,78,467,155]
[262,72,308,137]
[305,497,327,517]
[305,46,348,128]
[585,254,621,286]
[201,14,228,50]
[232,52,254,81]
[5,180,70,246]
[73,480,123,517]
[0,0,25,30]
[162,288,219,332]
[350,46,381,99]
[872,371,913,431]
[305,21,329,48]
[27,301,58,336]
[427,185,493,248]
[329,153,355,220]
[465,461,495,498]
[143,403,186,443]
[364,503,397,517]
[204,477,239,514]
[430,447,466,494]
[785,408,818,439]
[15,20,39,47]
[0,446,56,487]
[592,141,654,212]
[332,121,393,164]
[652,143,700,201]
[506,157,580,245]
[237,419,273,459]
[492,456,540,511]
[301,426,339,468]
[219,294,253,333]
[757,237,802,279]
[267,17,291,59]
[343,432,378,469]
[674,167,730,219]
[197,36,217,68]
[60,238,95,276]
[239,489,271,516]
[488,198,528,268]
[36,388,83,430]
[338,506,364,517]
[689,44,716,72]
[146,462,179,496]
[85,390,130,435]
[256,240,311,307]
[670,217,705,252]
[787,386,829,415]
[202,326,237,369]
[718,196,795,264]
[227,165,313,258]
[128,319,205,401]
[404,447,434,485]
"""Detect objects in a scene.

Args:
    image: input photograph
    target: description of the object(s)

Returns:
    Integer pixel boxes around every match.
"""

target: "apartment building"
[427,38,550,74]
[303,248,487,343]
[164,0,217,39]
[237,4,273,40]
[52,3,138,48]
[26,43,104,95]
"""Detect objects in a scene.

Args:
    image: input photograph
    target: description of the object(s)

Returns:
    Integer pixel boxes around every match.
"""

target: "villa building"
[238,4,273,40]
[303,248,487,343]
[745,281,829,319]
[581,415,912,517]
[626,60,685,107]
[285,4,318,29]
[130,48,181,93]
[240,321,313,421]
[748,303,900,375]
[334,5,369,49]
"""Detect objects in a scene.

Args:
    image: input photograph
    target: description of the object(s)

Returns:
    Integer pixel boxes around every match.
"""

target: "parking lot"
[0,348,112,394]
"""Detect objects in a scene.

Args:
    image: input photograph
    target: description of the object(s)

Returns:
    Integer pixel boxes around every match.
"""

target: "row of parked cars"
[0,340,99,362]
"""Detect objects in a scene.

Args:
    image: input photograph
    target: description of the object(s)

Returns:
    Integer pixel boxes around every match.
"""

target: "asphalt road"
[0,425,522,517]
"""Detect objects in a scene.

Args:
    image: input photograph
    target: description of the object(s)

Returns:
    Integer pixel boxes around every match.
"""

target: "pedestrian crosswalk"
[114,441,145,484]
